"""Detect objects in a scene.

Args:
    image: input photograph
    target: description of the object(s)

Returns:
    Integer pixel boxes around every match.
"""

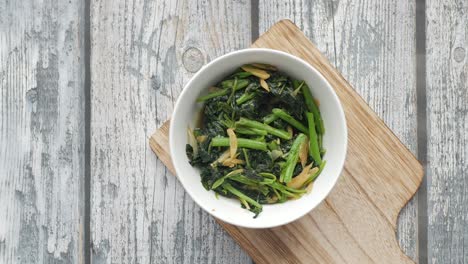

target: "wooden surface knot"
[26,88,38,103]
[182,47,204,73]
[453,47,465,62]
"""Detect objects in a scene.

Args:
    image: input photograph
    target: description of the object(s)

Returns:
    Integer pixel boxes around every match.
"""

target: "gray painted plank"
[426,1,468,263]
[90,0,252,263]
[0,0,85,263]
[332,1,418,260]
[259,0,419,261]
[258,0,336,62]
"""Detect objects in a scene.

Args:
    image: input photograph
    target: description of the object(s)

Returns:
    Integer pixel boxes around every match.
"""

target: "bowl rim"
[169,48,347,228]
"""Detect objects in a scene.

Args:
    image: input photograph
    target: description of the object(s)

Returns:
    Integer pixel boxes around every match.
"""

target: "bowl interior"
[170,49,347,228]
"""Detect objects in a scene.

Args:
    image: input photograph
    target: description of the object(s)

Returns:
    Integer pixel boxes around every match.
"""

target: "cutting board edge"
[148,20,424,264]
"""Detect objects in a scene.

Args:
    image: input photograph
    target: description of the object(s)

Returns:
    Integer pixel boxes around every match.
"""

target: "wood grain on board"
[258,1,419,259]
[426,0,468,262]
[0,0,85,263]
[150,20,424,263]
[89,0,251,263]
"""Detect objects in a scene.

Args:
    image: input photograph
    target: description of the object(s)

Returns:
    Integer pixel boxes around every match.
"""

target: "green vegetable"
[292,80,305,95]
[227,78,239,104]
[235,127,268,136]
[212,169,244,189]
[242,149,251,169]
[186,65,327,217]
[236,92,256,105]
[258,172,277,184]
[303,160,327,187]
[231,71,253,78]
[197,79,249,102]
[229,175,270,195]
[221,79,249,89]
[306,112,322,165]
[301,84,325,134]
[272,108,308,134]
[269,181,305,199]
[223,183,262,217]
[196,89,228,102]
[211,137,268,151]
[263,114,279,124]
[280,133,307,183]
[236,118,291,140]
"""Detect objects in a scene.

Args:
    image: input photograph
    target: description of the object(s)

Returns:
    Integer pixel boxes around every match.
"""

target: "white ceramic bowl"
[170,48,347,228]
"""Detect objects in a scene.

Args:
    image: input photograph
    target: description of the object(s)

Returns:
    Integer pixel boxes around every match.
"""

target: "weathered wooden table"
[1,0,467,263]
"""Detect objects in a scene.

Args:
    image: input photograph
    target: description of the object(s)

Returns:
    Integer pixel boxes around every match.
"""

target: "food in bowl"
[186,63,326,217]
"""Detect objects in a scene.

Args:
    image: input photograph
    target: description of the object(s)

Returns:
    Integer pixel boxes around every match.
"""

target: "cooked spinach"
[186,64,325,217]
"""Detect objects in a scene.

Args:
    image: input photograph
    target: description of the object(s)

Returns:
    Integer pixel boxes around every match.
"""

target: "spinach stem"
[280,133,307,183]
[196,79,249,102]
[263,114,279,124]
[236,118,291,140]
[235,127,268,136]
[272,108,308,134]
[303,160,327,187]
[211,137,268,151]
[242,149,251,169]
[223,183,262,209]
[236,92,256,105]
[306,112,322,165]
[301,84,325,134]
[227,77,238,105]
[196,89,228,102]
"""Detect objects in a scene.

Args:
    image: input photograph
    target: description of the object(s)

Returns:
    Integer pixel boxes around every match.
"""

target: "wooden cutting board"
[149,20,423,264]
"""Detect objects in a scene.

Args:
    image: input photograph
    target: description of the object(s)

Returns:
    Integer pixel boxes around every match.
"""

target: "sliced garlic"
[251,63,277,71]
[227,128,237,158]
[241,65,270,79]
[260,78,270,92]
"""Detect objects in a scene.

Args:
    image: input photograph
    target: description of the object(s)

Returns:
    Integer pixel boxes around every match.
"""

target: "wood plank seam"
[84,0,92,262]
[415,0,429,262]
